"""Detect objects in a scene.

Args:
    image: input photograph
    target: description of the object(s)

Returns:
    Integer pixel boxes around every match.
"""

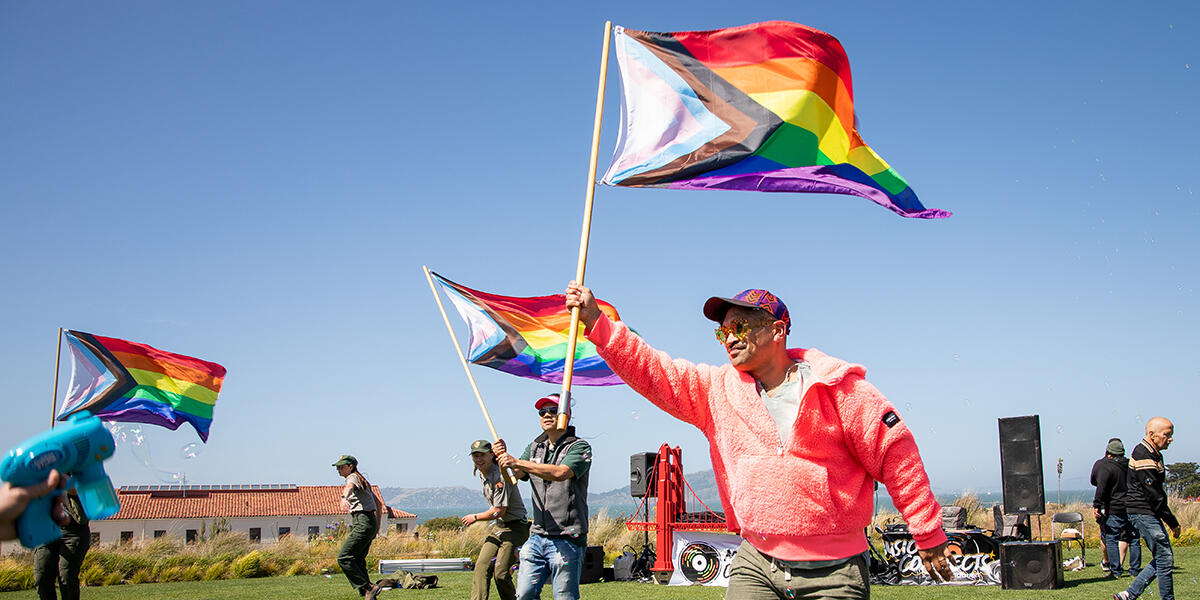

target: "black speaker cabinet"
[580,545,605,584]
[998,415,1045,514]
[1000,541,1063,589]
[630,452,657,498]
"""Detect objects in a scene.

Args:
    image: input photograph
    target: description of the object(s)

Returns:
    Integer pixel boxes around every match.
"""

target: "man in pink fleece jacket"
[565,282,953,598]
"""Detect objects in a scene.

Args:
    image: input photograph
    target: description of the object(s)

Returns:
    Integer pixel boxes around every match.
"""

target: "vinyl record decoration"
[679,542,721,584]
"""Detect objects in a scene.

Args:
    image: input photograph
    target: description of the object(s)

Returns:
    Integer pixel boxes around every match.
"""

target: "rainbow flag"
[431,272,626,386]
[602,21,949,219]
[57,331,226,442]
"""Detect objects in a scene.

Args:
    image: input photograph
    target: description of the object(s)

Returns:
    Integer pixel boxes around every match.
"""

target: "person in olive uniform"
[463,440,530,600]
[33,489,90,600]
[333,455,382,600]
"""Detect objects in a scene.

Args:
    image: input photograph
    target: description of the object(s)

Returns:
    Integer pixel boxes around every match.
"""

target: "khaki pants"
[725,540,869,600]
[472,520,530,600]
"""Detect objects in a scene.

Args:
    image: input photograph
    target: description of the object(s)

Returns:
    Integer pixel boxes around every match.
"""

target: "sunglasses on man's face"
[714,318,776,343]
[538,407,558,417]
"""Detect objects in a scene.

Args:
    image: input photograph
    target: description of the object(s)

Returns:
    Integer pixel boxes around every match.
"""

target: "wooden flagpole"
[50,327,63,429]
[557,20,613,430]
[423,266,517,484]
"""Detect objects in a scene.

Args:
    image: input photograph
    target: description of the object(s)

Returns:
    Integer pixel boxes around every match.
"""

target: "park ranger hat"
[469,440,492,454]
[332,454,358,467]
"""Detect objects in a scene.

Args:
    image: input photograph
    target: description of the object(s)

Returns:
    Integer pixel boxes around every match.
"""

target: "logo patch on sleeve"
[882,411,901,428]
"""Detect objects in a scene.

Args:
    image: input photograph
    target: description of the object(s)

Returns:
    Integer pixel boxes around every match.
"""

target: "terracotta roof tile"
[110,485,416,520]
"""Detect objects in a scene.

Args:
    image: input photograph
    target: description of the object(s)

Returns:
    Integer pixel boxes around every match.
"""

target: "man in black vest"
[1092,437,1140,577]
[494,393,591,600]
[1115,417,1178,600]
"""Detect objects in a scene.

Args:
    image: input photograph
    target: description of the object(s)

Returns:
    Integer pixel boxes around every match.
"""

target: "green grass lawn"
[2,546,1195,599]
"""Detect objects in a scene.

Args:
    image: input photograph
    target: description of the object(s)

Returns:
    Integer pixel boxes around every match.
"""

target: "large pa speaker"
[580,545,605,584]
[998,415,1045,515]
[1000,541,1063,589]
[630,452,657,498]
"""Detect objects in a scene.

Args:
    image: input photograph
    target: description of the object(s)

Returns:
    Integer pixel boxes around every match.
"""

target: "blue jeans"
[516,533,583,600]
[1103,513,1142,576]
[1124,513,1173,600]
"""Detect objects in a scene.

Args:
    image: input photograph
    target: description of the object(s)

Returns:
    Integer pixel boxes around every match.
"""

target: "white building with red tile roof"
[2,484,416,552]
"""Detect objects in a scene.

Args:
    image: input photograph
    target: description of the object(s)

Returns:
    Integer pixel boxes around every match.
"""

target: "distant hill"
[380,469,723,516]
[383,473,1095,523]
[381,486,480,510]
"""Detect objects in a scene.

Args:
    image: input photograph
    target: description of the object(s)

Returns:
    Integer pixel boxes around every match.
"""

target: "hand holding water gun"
[0,415,120,548]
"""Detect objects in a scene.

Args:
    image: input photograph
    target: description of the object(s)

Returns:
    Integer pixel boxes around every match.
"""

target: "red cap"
[534,393,561,410]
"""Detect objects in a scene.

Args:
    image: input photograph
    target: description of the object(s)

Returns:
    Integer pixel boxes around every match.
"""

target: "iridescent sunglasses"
[714,318,777,343]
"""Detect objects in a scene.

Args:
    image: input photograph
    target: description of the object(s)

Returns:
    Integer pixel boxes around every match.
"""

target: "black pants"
[33,530,90,600]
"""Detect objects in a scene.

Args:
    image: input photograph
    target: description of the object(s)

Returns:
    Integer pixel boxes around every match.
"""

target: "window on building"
[89,532,100,546]
[308,525,321,540]
[395,523,408,533]
[119,531,133,544]
[249,527,261,542]
[153,530,166,538]
[186,529,198,544]
[278,527,290,538]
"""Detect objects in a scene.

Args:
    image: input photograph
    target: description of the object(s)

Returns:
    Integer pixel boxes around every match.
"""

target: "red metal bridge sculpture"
[625,443,729,583]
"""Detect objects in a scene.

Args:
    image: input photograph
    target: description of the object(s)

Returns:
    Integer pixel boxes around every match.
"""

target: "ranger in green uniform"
[463,439,530,600]
[33,490,90,600]
[333,455,382,600]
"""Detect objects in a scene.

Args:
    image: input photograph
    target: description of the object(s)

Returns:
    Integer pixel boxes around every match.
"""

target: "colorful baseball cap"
[703,289,791,334]
[332,454,357,467]
[534,393,561,410]
[469,440,493,454]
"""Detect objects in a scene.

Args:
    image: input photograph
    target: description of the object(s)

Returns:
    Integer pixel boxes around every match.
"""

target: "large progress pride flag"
[58,330,226,442]
[431,272,626,386]
[602,21,950,219]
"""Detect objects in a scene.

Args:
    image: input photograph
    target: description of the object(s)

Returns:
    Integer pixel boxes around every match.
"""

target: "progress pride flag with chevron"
[602,21,950,219]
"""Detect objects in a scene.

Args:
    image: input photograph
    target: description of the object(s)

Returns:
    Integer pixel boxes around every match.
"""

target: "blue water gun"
[1,415,120,548]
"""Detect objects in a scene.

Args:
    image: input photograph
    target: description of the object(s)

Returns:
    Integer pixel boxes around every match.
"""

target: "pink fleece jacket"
[587,314,947,561]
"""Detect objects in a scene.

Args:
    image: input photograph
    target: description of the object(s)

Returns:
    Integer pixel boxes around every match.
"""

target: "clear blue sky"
[2,2,1196,506]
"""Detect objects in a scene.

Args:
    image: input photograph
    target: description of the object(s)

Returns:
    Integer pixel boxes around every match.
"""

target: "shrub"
[231,550,266,578]
[422,516,462,531]
[102,571,124,586]
[80,564,106,586]
[0,561,33,592]
[284,559,312,576]
[181,564,204,581]
[161,565,189,582]
[204,531,255,562]
[129,568,154,584]
[202,560,228,581]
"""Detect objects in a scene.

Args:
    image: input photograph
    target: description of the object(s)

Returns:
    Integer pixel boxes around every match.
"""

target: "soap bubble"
[180,443,202,460]
[1057,426,1064,434]
[630,410,640,421]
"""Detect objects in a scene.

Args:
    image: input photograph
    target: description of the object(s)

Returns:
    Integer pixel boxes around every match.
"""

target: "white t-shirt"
[757,361,813,445]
